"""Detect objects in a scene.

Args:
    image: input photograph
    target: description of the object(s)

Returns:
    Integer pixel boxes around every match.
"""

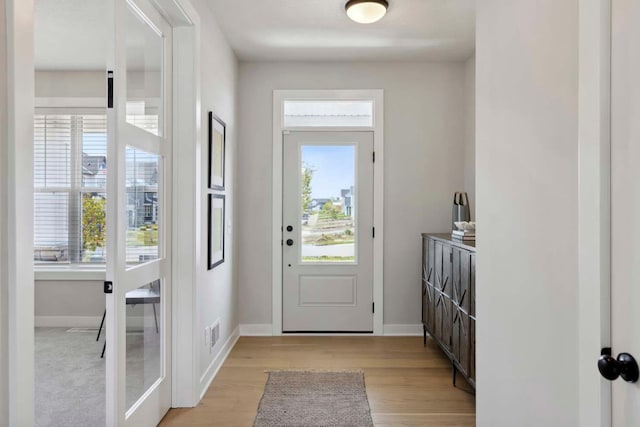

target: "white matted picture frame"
[208,112,226,190]
[208,193,225,270]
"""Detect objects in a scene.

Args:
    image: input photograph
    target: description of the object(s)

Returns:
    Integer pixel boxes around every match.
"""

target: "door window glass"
[300,144,356,263]
[125,4,163,136]
[125,146,160,265]
[125,279,162,411]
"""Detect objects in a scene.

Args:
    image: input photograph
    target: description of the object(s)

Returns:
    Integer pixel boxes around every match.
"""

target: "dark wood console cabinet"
[422,233,476,389]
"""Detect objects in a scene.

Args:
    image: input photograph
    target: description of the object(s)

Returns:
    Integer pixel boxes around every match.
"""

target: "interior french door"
[282,131,374,332]
[105,0,172,425]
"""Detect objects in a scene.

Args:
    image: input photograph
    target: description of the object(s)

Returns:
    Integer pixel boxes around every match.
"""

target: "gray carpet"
[35,326,161,427]
[253,371,374,427]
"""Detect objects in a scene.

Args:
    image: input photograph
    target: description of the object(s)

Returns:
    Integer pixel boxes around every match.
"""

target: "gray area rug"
[254,371,374,427]
[35,327,160,427]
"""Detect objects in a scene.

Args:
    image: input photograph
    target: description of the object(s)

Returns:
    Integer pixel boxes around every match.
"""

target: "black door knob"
[286,239,294,246]
[598,349,639,383]
[286,225,293,232]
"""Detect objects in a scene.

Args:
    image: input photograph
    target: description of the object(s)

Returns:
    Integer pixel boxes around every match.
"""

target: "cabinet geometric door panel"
[470,253,476,318]
[470,317,476,382]
[421,234,475,389]
[436,294,453,352]
[451,248,471,312]
[453,309,471,376]
[441,245,453,298]
[422,282,435,335]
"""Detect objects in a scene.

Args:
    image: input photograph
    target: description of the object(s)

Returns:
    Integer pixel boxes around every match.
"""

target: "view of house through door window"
[125,146,160,265]
[301,144,356,263]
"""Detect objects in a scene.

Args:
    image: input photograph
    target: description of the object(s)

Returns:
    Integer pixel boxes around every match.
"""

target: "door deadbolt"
[286,225,293,232]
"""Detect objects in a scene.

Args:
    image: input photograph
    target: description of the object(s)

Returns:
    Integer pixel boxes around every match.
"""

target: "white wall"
[35,71,104,98]
[237,61,468,327]
[476,1,579,426]
[190,0,239,393]
[463,53,475,220]
[0,0,8,422]
[35,281,104,325]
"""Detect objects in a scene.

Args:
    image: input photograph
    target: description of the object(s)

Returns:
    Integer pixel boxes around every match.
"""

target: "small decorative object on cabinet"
[422,233,476,390]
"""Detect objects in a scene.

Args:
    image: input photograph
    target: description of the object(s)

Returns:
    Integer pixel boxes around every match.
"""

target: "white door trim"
[272,90,384,336]
[168,0,202,408]
[3,0,35,425]
[578,0,612,426]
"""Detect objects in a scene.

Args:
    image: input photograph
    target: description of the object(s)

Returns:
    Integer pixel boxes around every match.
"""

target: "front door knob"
[598,348,639,383]
[286,239,294,246]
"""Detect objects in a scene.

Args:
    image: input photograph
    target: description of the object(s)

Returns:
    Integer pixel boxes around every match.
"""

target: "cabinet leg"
[452,362,457,387]
[423,325,427,346]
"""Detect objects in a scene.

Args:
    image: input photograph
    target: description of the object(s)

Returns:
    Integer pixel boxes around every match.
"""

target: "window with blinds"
[34,114,108,265]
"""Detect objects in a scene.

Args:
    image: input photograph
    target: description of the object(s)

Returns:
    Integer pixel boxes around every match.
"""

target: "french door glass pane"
[300,145,356,263]
[125,279,162,411]
[125,146,160,265]
[125,3,163,136]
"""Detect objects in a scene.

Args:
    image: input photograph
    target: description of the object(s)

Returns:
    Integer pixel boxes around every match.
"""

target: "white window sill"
[35,267,106,282]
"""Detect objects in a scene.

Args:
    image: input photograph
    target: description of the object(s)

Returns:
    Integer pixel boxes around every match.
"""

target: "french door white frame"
[272,90,384,336]
[2,0,206,424]
[578,0,612,426]
[2,0,35,425]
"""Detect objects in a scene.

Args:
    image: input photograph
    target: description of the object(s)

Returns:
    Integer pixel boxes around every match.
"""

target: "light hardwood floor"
[160,336,475,426]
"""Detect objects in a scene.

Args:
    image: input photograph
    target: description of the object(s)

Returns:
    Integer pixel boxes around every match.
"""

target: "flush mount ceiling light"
[345,0,389,24]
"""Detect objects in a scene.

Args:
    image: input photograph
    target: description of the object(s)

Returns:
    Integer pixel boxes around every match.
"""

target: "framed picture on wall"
[208,112,226,190]
[208,193,225,270]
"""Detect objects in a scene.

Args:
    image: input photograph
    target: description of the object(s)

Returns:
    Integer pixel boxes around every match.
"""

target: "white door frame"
[272,90,384,336]
[3,0,35,425]
[167,0,203,408]
[2,0,205,422]
[578,0,612,426]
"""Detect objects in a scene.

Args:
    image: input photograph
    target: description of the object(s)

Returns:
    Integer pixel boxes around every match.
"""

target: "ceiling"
[34,0,475,71]
[207,0,475,62]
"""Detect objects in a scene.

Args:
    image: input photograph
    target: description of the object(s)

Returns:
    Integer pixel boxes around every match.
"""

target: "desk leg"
[152,303,159,333]
[97,309,106,341]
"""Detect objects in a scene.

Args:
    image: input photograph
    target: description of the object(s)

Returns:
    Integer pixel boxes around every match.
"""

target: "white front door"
[611,0,640,424]
[105,0,172,425]
[282,131,374,332]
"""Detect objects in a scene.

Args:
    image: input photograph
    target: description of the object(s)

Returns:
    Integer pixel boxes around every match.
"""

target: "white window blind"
[34,114,108,265]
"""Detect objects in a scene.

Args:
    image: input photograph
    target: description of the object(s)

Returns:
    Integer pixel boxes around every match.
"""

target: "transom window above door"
[283,100,373,127]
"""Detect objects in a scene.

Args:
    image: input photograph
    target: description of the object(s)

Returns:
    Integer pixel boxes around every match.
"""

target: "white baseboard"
[35,316,103,328]
[240,323,273,336]
[383,324,423,336]
[199,325,240,400]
